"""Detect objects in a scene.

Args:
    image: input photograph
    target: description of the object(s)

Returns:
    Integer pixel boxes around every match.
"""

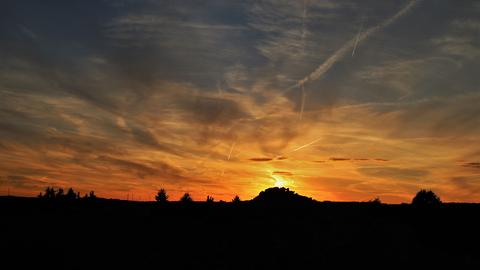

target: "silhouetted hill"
[252,187,315,205]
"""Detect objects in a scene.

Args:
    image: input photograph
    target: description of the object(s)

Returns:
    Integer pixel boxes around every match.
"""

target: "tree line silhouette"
[38,187,97,201]
[155,188,242,203]
[36,186,442,206]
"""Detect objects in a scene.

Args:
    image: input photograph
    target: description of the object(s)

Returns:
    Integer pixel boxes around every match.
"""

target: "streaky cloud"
[292,0,419,88]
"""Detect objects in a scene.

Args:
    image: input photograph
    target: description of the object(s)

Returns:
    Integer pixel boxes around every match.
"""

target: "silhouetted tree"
[232,195,241,203]
[180,193,193,203]
[43,187,56,199]
[155,188,169,203]
[65,188,77,200]
[81,191,97,200]
[37,192,43,198]
[206,195,215,203]
[56,188,64,199]
[412,189,441,206]
[88,191,97,199]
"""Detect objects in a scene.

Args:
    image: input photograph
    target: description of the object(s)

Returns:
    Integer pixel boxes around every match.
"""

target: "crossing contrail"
[292,0,419,89]
[352,16,366,57]
[299,0,308,119]
[299,82,306,120]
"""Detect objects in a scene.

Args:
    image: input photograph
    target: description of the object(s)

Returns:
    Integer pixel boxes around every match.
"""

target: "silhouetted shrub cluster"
[38,187,97,201]
[412,189,442,207]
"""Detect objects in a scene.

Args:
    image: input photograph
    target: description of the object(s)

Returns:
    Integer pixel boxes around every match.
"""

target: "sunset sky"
[1,0,480,203]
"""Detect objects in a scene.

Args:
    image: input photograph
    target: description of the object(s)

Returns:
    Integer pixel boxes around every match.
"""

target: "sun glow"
[272,175,287,187]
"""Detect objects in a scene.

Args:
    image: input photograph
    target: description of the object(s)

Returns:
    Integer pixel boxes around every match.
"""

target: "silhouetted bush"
[412,189,441,206]
[206,195,214,203]
[368,197,382,205]
[155,188,169,203]
[232,195,241,203]
[180,193,193,203]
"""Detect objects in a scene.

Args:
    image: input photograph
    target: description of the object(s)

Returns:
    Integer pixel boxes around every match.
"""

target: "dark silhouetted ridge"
[252,187,315,205]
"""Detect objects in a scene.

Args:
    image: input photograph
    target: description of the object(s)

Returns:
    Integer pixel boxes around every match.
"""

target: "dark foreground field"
[2,196,480,269]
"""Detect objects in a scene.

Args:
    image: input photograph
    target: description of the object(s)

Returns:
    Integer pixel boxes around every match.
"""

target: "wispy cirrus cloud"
[1,0,480,202]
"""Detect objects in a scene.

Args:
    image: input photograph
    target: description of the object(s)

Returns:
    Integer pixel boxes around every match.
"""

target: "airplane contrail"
[292,0,419,89]
[352,16,365,57]
[289,137,322,153]
[216,81,224,97]
[227,142,236,160]
[301,0,308,49]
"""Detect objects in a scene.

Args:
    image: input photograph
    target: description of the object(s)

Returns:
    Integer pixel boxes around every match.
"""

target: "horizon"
[0,185,468,205]
[0,185,448,204]
[1,0,480,203]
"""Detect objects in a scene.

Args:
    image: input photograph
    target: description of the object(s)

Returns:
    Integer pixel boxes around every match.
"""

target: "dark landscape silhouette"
[2,186,480,269]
